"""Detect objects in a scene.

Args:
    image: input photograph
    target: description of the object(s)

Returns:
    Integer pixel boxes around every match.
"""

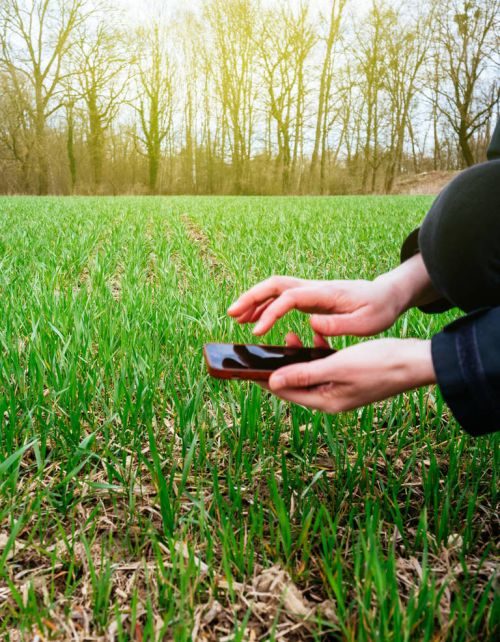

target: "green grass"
[0,196,498,641]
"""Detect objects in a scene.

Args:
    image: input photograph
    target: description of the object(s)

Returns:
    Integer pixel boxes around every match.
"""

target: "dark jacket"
[401,120,500,436]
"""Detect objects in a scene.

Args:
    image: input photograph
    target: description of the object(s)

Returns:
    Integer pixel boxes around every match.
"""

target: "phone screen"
[204,343,334,374]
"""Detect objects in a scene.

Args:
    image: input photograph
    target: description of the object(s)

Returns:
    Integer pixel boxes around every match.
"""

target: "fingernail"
[271,375,285,389]
[253,321,264,334]
[227,303,237,313]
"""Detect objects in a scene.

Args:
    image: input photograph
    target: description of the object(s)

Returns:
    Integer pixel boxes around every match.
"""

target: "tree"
[309,0,346,192]
[0,0,87,194]
[434,0,500,166]
[383,6,430,192]
[177,10,202,193]
[0,71,34,190]
[0,0,498,196]
[205,0,258,193]
[133,22,175,194]
[355,3,385,192]
[258,3,316,192]
[73,22,129,188]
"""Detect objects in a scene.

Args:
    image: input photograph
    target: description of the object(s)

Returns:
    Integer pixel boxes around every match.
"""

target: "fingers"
[285,332,303,347]
[313,333,330,349]
[235,298,273,324]
[233,303,260,324]
[252,292,297,335]
[252,287,333,336]
[228,276,298,318]
[310,311,369,337]
[283,331,329,348]
[269,355,335,390]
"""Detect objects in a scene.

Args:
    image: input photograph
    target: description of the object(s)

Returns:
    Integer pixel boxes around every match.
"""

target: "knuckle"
[322,318,335,331]
[317,382,335,396]
[294,370,311,388]
[280,290,294,306]
[266,275,283,294]
[277,275,293,289]
[313,315,333,331]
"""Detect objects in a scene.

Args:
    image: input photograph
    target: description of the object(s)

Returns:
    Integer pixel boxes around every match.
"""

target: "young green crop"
[0,196,498,641]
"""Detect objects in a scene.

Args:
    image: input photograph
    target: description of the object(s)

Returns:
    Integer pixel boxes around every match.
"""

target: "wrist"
[399,339,436,387]
[374,270,414,317]
[375,254,437,315]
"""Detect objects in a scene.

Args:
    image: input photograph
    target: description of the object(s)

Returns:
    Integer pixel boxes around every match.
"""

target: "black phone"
[203,342,335,381]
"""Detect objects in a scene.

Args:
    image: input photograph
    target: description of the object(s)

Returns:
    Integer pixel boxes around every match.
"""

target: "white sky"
[115,0,375,24]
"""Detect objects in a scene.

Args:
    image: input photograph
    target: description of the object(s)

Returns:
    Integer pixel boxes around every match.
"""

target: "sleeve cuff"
[400,228,453,314]
[431,319,499,436]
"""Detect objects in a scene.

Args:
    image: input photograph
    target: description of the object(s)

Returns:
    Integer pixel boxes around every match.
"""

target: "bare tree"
[0,0,498,196]
[73,22,129,189]
[0,71,34,190]
[434,0,500,166]
[0,0,88,193]
[258,3,316,192]
[133,22,175,194]
[353,2,390,192]
[205,0,258,193]
[176,10,202,193]
[309,0,346,192]
[383,6,430,192]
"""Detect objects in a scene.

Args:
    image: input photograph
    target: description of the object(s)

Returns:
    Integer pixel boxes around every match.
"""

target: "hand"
[228,275,404,338]
[260,336,436,414]
[227,255,439,338]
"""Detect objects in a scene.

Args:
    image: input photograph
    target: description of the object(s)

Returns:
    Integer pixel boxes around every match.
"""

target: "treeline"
[0,0,498,196]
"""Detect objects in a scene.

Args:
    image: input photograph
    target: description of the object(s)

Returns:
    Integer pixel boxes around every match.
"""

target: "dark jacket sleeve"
[431,307,500,436]
[400,228,454,313]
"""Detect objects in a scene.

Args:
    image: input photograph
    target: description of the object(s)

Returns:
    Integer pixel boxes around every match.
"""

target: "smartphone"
[203,342,335,381]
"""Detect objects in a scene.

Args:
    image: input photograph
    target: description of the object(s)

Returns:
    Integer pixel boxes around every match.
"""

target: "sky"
[115,0,375,24]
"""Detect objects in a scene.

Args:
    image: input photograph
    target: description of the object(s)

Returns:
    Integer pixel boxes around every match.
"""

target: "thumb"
[269,356,335,390]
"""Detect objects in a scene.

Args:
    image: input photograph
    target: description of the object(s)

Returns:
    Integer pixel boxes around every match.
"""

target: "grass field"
[0,196,498,641]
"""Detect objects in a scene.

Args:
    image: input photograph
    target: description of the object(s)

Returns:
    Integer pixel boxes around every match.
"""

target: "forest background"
[0,0,499,196]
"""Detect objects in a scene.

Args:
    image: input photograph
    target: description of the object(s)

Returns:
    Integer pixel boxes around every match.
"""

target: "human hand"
[228,275,404,338]
[260,335,436,414]
[228,255,438,338]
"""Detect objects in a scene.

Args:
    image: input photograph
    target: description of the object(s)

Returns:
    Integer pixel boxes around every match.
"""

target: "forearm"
[399,339,436,389]
[375,253,441,316]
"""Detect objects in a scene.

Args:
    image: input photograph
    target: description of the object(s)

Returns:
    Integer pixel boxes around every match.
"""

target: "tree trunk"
[148,151,159,194]
[361,101,372,193]
[66,105,77,192]
[458,122,474,167]
[310,1,344,189]
[34,96,48,195]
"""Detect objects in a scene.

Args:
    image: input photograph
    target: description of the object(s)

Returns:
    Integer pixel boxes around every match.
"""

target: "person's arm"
[263,308,500,437]
[374,252,441,311]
